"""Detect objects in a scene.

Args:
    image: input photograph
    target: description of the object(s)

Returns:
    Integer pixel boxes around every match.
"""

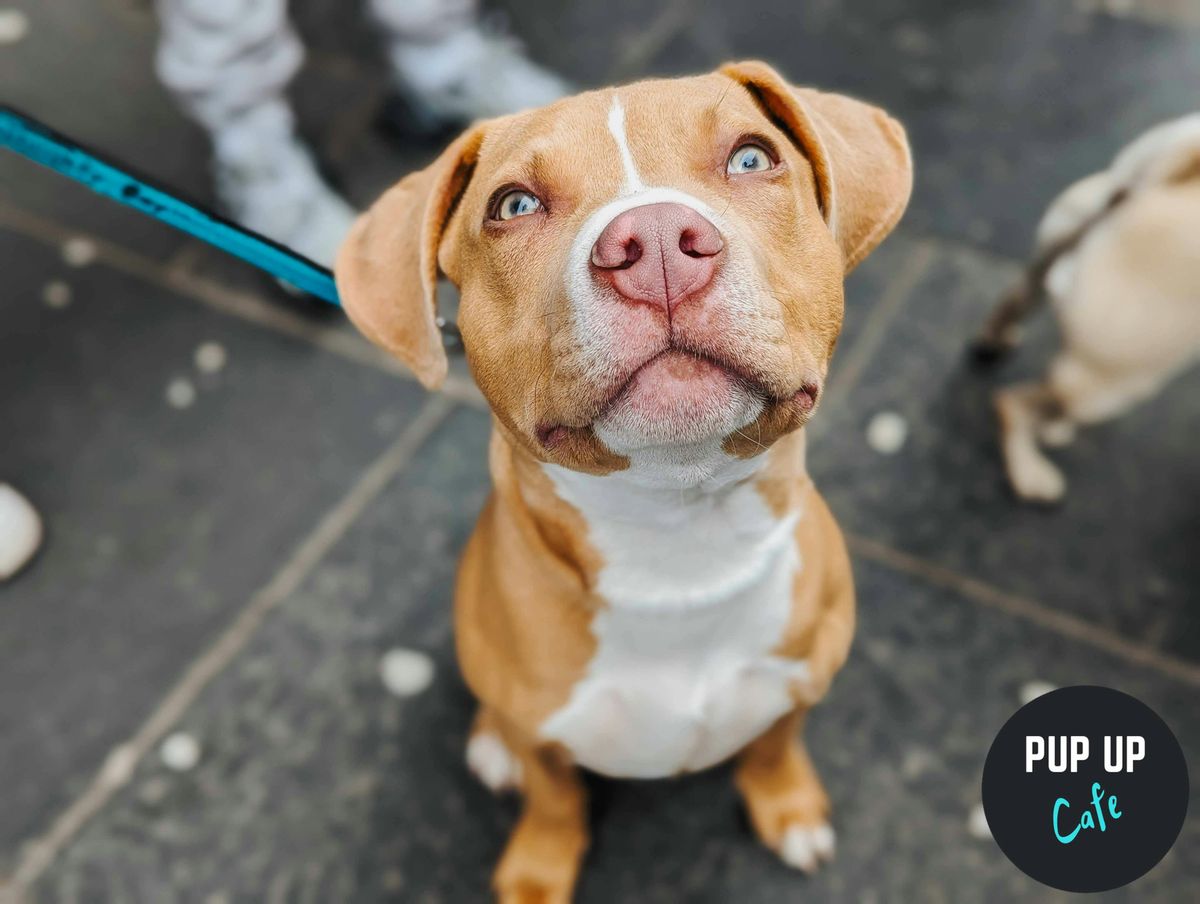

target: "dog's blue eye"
[727,144,773,174]
[495,190,542,220]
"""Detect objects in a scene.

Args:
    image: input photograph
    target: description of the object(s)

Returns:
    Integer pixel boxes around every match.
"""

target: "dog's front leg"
[492,735,588,904]
[995,381,1068,503]
[735,708,835,874]
[734,526,851,875]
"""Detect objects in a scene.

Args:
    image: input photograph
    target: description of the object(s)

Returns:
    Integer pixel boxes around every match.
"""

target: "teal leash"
[0,104,341,305]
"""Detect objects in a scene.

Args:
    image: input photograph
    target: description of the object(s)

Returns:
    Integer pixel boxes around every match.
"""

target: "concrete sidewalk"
[1,1,1197,901]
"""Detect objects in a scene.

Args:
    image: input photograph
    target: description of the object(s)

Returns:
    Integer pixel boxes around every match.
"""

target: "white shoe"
[0,484,43,580]
[212,102,357,269]
[386,25,571,126]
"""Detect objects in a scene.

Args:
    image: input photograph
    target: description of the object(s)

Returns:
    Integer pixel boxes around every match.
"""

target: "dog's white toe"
[779,822,836,874]
[466,731,523,793]
[811,823,836,859]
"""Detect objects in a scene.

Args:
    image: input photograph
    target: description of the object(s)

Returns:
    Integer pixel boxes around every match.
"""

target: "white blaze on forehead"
[607,95,645,194]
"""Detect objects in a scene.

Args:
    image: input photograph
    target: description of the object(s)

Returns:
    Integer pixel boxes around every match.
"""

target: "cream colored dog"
[978,114,1200,503]
[337,62,911,902]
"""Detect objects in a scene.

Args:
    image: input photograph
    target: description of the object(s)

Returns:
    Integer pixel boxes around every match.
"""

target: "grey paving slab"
[33,406,1199,904]
[0,227,428,869]
[808,239,1200,664]
[501,0,698,87]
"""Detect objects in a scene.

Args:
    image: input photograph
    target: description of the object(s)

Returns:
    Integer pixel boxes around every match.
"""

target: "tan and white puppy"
[337,62,911,902]
[979,113,1200,502]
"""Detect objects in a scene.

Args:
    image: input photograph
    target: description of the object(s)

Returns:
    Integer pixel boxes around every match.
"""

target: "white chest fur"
[539,461,808,778]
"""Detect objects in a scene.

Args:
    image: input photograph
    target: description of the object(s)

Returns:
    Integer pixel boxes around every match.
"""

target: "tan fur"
[778,488,856,697]
[455,430,601,734]
[721,62,913,273]
[759,442,856,702]
[337,127,486,389]
[736,709,831,853]
[337,63,911,901]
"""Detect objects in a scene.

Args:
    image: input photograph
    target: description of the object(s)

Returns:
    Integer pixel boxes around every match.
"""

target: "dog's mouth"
[536,345,819,451]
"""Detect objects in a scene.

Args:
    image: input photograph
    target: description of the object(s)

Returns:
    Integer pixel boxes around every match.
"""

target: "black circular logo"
[982,685,1188,893]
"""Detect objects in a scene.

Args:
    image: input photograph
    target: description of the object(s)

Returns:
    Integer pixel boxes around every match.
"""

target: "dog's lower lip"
[536,356,818,445]
[537,424,569,449]
[601,349,761,413]
[789,384,819,412]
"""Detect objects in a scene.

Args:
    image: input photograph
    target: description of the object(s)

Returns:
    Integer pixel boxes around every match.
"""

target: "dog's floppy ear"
[720,61,912,272]
[335,125,486,389]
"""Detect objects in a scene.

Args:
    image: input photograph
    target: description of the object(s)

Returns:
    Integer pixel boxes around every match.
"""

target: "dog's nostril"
[679,228,723,258]
[591,237,643,270]
[619,239,642,268]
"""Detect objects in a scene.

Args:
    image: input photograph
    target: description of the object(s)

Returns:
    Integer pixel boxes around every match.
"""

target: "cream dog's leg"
[997,354,1187,503]
[995,381,1068,503]
[491,730,588,904]
[1048,353,1178,427]
[996,177,1200,503]
[735,708,834,874]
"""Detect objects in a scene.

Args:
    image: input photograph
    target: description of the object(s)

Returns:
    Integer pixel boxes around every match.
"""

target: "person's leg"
[0,484,42,580]
[156,0,354,267]
[368,0,570,128]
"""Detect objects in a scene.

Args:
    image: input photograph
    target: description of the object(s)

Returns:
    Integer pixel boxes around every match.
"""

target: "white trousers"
[156,0,478,132]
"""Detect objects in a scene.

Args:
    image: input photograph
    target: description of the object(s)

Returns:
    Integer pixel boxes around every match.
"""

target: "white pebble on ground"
[900,747,935,781]
[165,377,196,409]
[892,22,935,55]
[61,237,98,268]
[0,9,30,45]
[160,732,201,771]
[866,411,909,455]
[42,280,72,309]
[0,483,43,580]
[194,341,227,374]
[380,648,435,697]
[1019,680,1058,705]
[968,803,992,840]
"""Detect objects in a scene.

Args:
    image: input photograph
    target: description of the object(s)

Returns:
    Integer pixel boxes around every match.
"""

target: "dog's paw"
[736,755,833,874]
[779,820,837,874]
[493,821,583,904]
[1009,454,1067,503]
[466,731,523,793]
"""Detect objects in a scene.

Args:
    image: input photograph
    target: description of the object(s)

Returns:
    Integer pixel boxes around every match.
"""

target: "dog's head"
[337,62,911,483]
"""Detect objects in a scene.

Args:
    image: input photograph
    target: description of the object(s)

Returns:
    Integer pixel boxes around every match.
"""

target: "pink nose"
[590,202,723,310]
